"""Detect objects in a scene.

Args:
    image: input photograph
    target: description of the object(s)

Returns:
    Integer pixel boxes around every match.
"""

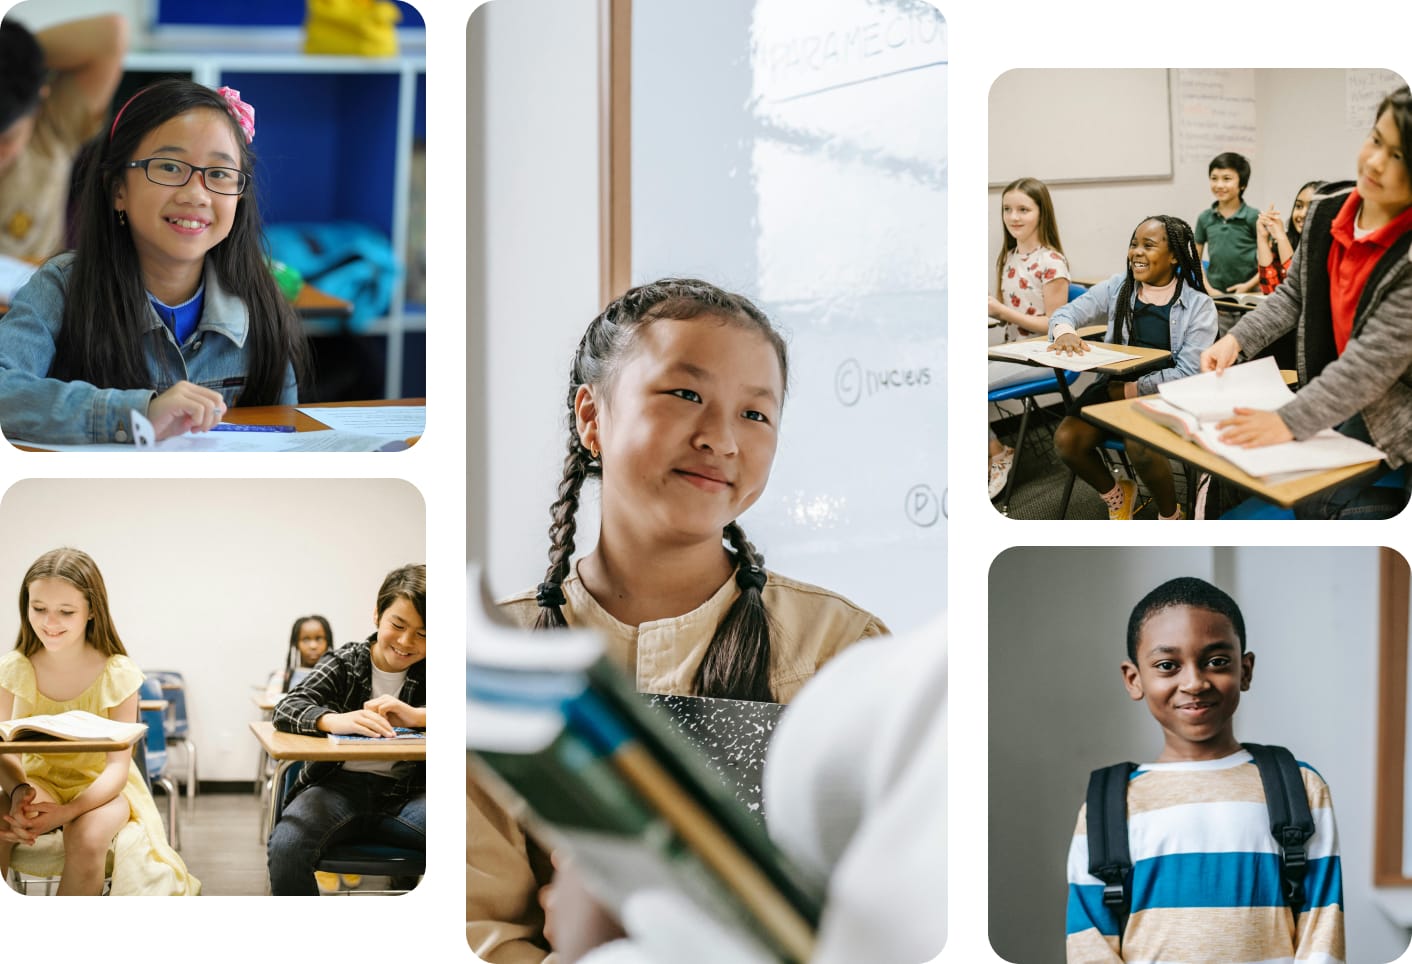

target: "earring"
[116,210,127,226]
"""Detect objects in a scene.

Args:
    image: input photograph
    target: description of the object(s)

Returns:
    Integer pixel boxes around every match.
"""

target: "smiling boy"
[1065,577,1345,963]
[1196,152,1262,297]
[268,564,426,895]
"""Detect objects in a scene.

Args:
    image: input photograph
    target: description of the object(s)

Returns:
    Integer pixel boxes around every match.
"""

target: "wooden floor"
[176,789,270,895]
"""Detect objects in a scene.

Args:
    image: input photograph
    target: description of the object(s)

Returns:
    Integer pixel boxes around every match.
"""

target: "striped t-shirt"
[1065,749,1344,964]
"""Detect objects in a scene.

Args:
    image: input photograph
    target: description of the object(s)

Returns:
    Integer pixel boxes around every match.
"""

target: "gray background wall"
[988,546,1404,964]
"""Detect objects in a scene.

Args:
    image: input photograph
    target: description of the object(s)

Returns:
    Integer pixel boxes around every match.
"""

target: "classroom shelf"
[118,47,426,399]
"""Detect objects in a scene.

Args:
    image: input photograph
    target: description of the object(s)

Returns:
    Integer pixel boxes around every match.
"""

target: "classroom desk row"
[987,331,1381,510]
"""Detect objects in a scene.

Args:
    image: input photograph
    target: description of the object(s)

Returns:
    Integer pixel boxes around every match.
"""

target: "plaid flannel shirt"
[272,635,426,802]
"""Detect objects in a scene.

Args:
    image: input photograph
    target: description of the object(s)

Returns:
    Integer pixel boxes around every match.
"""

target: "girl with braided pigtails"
[468,278,888,963]
[1047,216,1218,520]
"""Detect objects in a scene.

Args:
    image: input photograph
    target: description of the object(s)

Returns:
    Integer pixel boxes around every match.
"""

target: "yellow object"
[304,0,401,57]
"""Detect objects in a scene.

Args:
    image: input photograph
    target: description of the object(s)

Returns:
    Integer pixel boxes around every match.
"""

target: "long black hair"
[534,279,789,702]
[1286,180,1324,250]
[1114,215,1204,346]
[52,78,307,404]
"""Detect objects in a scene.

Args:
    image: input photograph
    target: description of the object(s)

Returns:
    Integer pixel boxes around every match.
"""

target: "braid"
[1118,215,1202,344]
[693,522,775,702]
[533,436,593,631]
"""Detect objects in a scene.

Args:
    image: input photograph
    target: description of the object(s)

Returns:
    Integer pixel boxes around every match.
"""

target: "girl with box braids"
[1112,215,1204,347]
[533,279,787,702]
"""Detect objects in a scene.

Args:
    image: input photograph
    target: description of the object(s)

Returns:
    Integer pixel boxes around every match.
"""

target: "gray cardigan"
[1228,188,1412,468]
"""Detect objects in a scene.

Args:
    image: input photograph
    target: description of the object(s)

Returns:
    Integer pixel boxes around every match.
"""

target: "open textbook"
[987,338,1137,372]
[1135,357,1385,479]
[0,710,146,744]
[327,727,425,745]
[467,594,818,963]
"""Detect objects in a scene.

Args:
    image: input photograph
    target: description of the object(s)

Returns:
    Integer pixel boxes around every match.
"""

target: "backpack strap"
[1244,743,1315,910]
[1086,762,1137,946]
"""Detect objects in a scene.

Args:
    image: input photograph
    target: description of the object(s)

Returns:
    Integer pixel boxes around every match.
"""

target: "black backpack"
[1085,743,1314,948]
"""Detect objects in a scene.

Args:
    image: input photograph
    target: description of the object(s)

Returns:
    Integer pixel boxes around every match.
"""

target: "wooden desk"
[989,330,1172,410]
[0,733,141,755]
[1080,396,1383,509]
[139,699,168,712]
[249,721,425,841]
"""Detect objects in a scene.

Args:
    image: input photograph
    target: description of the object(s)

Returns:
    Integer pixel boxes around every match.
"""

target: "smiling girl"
[468,278,887,962]
[1048,216,1217,520]
[0,548,198,894]
[0,78,306,445]
[1203,87,1412,520]
[986,177,1070,498]
[1256,180,1322,295]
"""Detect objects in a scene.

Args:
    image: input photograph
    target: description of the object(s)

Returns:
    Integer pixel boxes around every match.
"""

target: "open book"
[1135,357,1386,479]
[467,597,819,963]
[0,710,146,744]
[988,338,1136,372]
[327,727,425,745]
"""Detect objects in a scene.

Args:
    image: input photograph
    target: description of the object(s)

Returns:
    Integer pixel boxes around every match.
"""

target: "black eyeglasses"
[124,157,248,196]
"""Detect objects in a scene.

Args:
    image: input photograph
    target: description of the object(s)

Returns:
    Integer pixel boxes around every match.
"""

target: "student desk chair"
[249,720,425,893]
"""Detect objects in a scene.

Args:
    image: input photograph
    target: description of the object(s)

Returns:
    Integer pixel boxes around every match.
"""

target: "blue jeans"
[1294,414,1412,520]
[266,769,425,896]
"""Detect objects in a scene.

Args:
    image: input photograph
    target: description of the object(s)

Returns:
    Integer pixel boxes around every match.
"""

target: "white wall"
[985,69,1406,284]
[465,0,602,594]
[988,547,1406,964]
[0,479,425,781]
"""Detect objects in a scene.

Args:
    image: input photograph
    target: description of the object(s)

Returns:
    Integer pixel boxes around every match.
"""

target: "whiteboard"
[633,0,947,633]
[988,68,1172,185]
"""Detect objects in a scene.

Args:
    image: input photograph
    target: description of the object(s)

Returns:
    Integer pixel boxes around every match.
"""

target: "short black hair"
[0,20,46,134]
[1126,577,1246,662]
[1208,152,1251,196]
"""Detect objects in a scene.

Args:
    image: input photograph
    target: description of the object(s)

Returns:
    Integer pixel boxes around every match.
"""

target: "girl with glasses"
[0,78,306,445]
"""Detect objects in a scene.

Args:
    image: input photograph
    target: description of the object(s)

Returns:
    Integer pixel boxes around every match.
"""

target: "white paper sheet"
[296,405,426,438]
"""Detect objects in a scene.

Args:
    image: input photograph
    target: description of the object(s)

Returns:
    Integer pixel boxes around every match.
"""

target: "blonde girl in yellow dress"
[0,548,199,895]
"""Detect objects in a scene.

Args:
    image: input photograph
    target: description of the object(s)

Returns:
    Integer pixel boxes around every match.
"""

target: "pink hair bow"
[217,86,255,144]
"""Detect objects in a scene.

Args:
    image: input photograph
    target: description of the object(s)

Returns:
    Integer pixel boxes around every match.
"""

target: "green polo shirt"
[1195,201,1259,292]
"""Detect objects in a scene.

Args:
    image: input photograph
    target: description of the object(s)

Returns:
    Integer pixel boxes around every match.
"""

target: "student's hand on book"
[147,381,227,440]
[540,856,626,963]
[1216,408,1293,447]
[1047,332,1089,356]
[363,695,425,729]
[318,709,397,738]
[1201,335,1242,374]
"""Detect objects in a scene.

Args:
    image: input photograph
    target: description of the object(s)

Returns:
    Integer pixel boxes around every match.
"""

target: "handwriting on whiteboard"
[834,358,933,406]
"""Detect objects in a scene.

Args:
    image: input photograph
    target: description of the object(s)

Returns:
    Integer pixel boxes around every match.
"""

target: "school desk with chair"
[247,720,426,860]
[986,326,1171,411]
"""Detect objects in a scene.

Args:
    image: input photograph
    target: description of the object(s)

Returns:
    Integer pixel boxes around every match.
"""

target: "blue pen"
[209,424,296,433]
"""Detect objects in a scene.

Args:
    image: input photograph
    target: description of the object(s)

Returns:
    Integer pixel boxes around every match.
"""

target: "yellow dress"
[0,651,200,895]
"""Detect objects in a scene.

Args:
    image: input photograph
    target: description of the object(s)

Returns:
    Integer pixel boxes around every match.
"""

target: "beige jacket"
[467,567,887,963]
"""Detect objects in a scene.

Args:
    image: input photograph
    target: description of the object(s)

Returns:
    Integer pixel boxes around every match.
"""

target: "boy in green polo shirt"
[1195,151,1261,297]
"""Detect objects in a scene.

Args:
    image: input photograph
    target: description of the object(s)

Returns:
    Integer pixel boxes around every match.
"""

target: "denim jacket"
[1047,272,1218,396]
[0,253,297,444]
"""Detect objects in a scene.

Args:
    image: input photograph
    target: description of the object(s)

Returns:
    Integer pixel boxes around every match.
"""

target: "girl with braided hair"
[469,278,887,963]
[1047,215,1218,519]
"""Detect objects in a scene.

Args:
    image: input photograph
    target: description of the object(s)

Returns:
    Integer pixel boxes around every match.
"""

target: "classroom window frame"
[599,0,631,307]
[1375,546,1412,885]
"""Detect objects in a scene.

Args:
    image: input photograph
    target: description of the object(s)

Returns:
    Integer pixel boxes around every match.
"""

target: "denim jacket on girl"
[0,252,297,444]
[1047,271,1218,396]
